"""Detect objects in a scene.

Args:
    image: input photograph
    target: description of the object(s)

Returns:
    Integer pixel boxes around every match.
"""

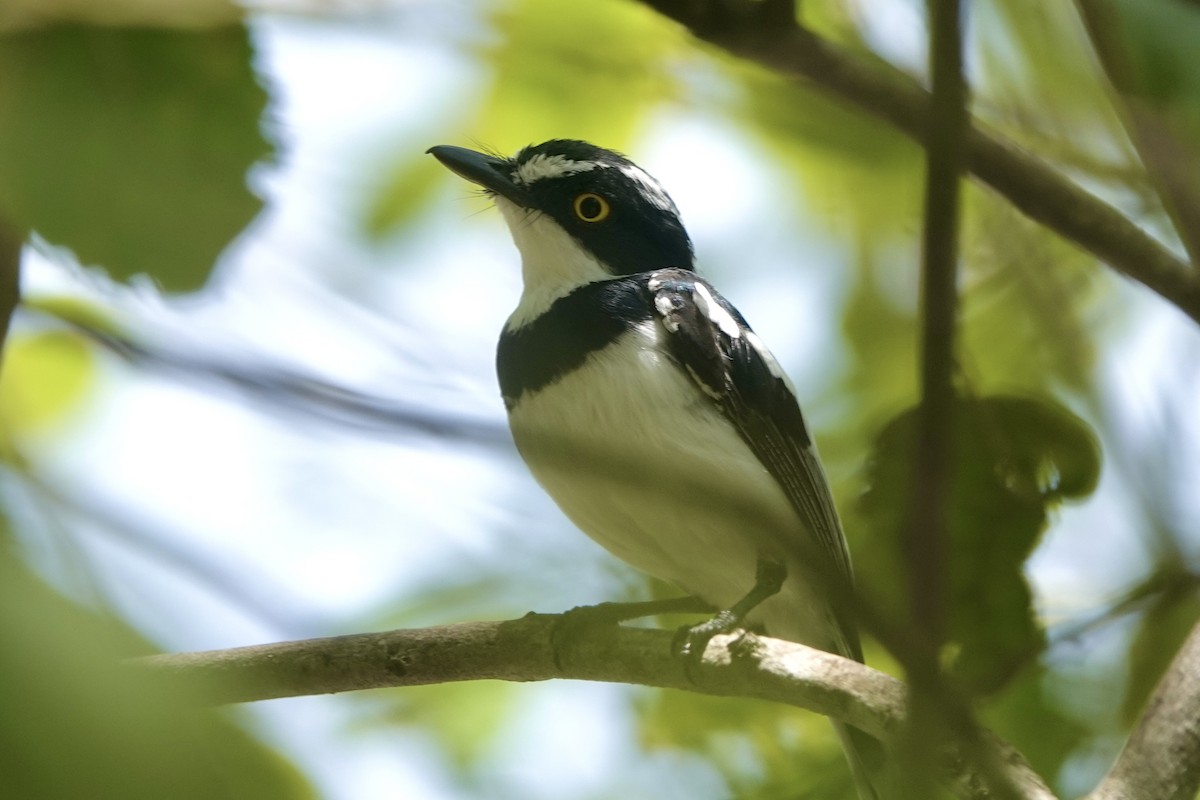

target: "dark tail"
[834,720,886,800]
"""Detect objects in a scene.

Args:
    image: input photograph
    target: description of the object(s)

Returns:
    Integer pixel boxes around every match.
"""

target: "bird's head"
[429,140,694,322]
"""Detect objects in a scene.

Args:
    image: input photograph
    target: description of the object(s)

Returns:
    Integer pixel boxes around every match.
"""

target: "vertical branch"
[901,0,967,794]
[908,0,967,667]
[910,0,966,651]
[0,216,22,359]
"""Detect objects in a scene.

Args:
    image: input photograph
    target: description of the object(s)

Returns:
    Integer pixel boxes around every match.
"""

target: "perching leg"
[676,553,786,657]
[549,595,715,669]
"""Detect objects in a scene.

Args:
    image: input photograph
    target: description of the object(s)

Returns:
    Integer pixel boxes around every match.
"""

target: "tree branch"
[898,0,966,794]
[635,0,1200,324]
[134,616,1057,800]
[908,0,966,663]
[0,215,22,358]
[23,307,513,446]
[1087,619,1200,800]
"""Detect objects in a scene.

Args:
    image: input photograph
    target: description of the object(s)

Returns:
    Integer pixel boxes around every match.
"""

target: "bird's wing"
[646,268,861,661]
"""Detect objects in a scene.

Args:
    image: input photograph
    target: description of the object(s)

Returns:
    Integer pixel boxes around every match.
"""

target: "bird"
[428,139,882,799]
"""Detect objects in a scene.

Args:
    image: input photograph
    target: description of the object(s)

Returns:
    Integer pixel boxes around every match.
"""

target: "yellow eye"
[573,192,610,222]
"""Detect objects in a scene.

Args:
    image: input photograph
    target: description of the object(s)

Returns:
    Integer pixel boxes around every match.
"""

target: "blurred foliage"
[476,0,685,151]
[0,296,129,462]
[0,25,270,291]
[361,681,521,773]
[368,0,688,238]
[958,188,1103,392]
[860,395,1101,694]
[0,329,96,449]
[364,153,449,240]
[22,292,130,340]
[1105,0,1200,123]
[738,64,925,246]
[978,664,1091,785]
[0,519,313,799]
[1085,0,1200,260]
[976,0,1125,150]
[639,690,863,799]
[1120,570,1200,726]
[3,0,1200,799]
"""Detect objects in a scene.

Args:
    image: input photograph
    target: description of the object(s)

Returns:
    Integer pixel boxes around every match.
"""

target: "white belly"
[507,322,834,649]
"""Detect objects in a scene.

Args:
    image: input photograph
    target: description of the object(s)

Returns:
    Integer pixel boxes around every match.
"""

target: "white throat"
[497,197,612,330]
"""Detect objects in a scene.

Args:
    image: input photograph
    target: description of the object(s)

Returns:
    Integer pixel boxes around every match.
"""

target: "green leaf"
[1120,573,1200,726]
[1107,0,1200,107]
[859,394,1102,693]
[959,189,1104,393]
[0,25,270,292]
[0,532,313,799]
[1100,0,1200,249]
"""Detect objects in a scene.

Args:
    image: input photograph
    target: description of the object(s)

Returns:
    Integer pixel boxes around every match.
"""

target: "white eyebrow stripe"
[514,154,610,184]
[618,164,676,212]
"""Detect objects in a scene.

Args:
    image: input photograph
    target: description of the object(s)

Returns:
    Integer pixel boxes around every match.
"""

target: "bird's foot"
[673,554,787,676]
[673,608,741,659]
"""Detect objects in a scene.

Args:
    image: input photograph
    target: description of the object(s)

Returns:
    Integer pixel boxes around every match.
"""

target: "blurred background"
[2,0,1198,798]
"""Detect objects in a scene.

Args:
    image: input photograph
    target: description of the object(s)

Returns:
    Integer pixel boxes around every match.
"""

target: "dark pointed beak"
[427,145,527,206]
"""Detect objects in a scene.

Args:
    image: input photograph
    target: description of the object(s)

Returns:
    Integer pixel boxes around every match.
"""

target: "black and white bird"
[429,139,881,798]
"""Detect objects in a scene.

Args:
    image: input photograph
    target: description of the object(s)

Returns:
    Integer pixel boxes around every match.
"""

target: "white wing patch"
[685,364,725,399]
[745,330,798,394]
[654,293,682,331]
[514,154,608,185]
[693,282,742,339]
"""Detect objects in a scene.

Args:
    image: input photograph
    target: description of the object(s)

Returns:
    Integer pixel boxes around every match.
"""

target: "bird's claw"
[674,609,739,660]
